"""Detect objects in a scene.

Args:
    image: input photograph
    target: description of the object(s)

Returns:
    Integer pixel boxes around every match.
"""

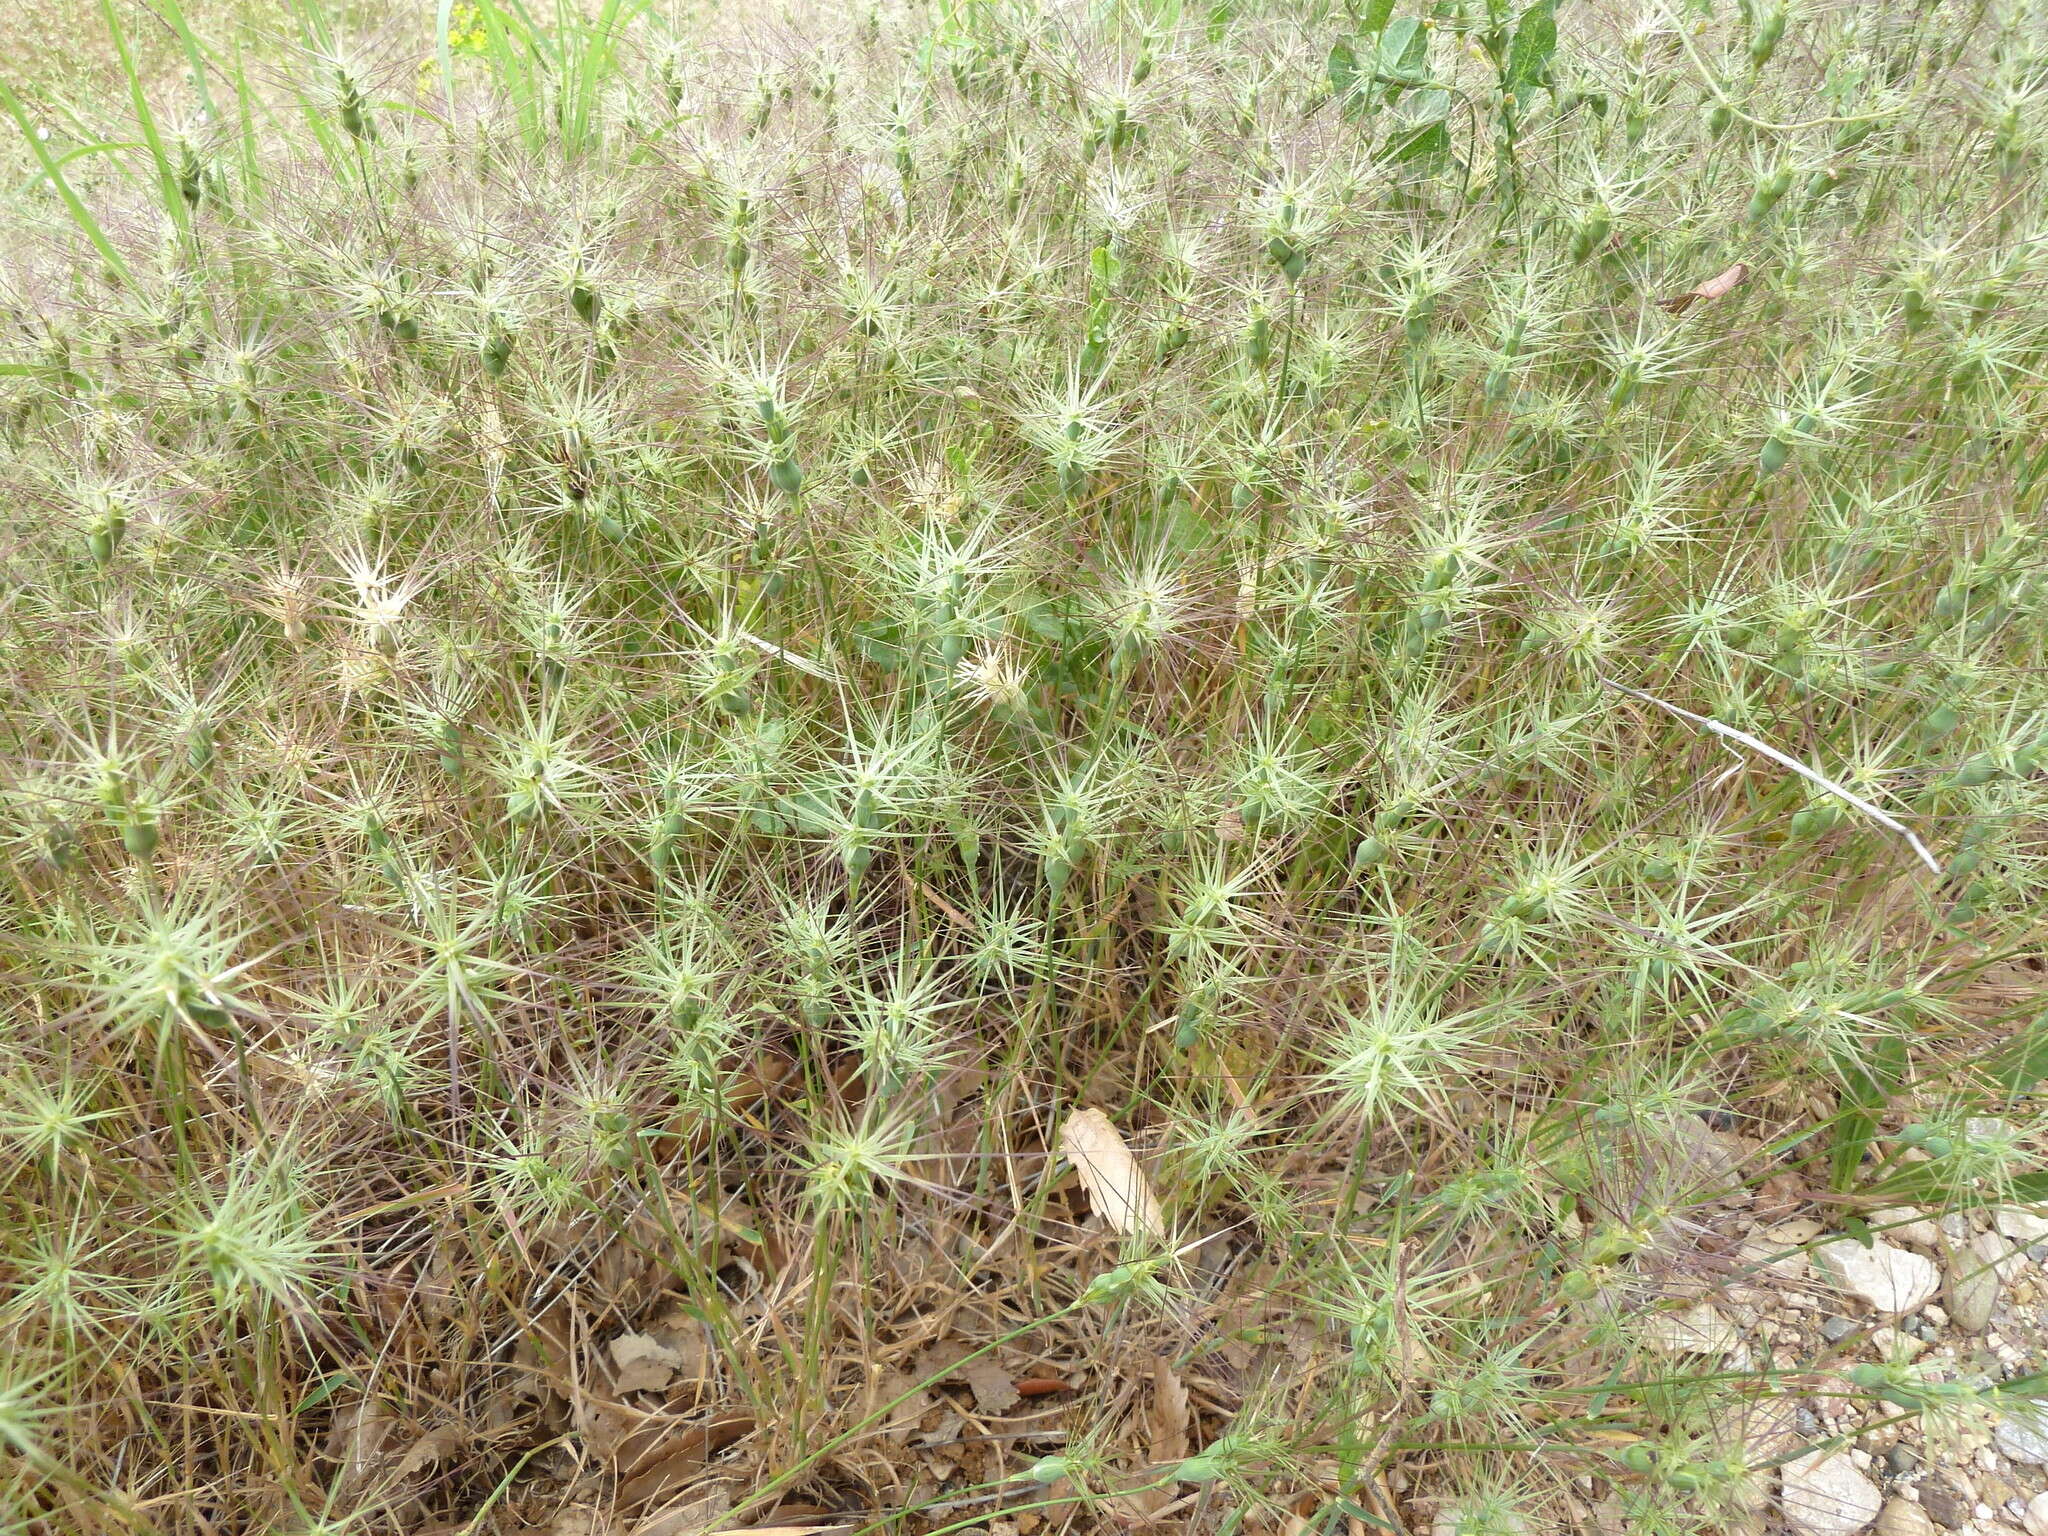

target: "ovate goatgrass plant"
[2,0,2047,1529]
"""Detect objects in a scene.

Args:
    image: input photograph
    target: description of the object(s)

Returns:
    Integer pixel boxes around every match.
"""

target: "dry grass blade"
[1657,261,1752,314]
[1058,1106,1167,1242]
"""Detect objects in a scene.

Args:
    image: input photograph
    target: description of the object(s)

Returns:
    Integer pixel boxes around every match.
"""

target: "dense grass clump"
[2,0,2047,1530]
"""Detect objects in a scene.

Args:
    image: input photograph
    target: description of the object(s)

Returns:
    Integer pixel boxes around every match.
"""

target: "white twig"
[674,610,843,683]
[736,627,840,682]
[1600,676,1943,876]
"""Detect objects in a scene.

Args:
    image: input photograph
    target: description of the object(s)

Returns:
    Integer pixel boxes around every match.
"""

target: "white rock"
[1997,1410,2048,1465]
[1815,1237,1942,1315]
[1724,1394,1804,1512]
[1949,1231,2009,1334]
[1782,1449,1883,1536]
[1746,1396,1804,1460]
[2023,1490,2048,1536]
[1744,1219,1822,1280]
[1875,1498,1936,1536]
[1998,1207,2048,1244]
[1726,1283,1774,1322]
[1643,1302,1740,1355]
[1873,1207,1942,1249]
[1988,1232,2029,1280]
[1869,1325,1928,1362]
[1671,1116,1756,1195]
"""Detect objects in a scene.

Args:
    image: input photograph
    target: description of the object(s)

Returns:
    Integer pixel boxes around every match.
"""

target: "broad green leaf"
[1505,0,1557,99]
[1378,15,1430,86]
[1381,86,1453,163]
[1328,38,1359,99]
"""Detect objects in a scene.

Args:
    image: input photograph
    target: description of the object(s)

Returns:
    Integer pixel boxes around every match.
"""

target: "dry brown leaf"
[1146,1360,1191,1464]
[1114,1359,1191,1522]
[326,1397,395,1492]
[1058,1107,1165,1242]
[577,1398,642,1462]
[515,1299,578,1402]
[1657,261,1751,315]
[616,1415,755,1511]
[959,1357,1022,1416]
[904,1340,1019,1418]
[393,1422,469,1479]
[610,1332,687,1394]
[629,1478,735,1536]
[870,1369,933,1447]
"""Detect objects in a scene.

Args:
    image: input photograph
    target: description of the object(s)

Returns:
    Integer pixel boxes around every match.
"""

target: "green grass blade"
[13,138,143,199]
[437,0,460,111]
[149,0,223,122]
[1829,1032,1908,1192]
[0,77,133,287]
[101,0,193,243]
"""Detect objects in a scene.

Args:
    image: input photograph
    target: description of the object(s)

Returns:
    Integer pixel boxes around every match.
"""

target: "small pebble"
[1920,1476,1973,1529]
[1876,1496,1937,1536]
[1886,1444,1920,1477]
[1823,1315,1859,1342]
[2022,1490,2048,1536]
